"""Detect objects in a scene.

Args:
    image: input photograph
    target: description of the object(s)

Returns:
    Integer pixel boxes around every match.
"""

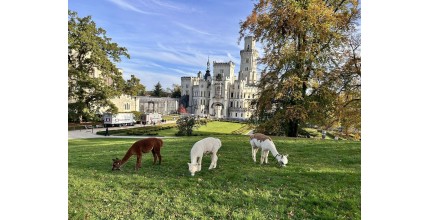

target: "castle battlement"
[213,61,235,66]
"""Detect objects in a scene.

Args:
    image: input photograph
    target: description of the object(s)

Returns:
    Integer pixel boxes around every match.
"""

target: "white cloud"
[107,0,160,15]
[174,22,212,36]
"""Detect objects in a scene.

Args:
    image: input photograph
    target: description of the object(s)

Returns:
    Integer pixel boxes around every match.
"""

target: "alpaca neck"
[267,143,280,158]
[191,155,200,164]
[120,150,134,166]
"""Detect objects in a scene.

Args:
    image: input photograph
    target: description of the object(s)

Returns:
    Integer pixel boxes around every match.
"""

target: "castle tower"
[239,36,258,85]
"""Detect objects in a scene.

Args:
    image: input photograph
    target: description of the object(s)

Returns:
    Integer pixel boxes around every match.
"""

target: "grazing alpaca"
[112,138,163,171]
[249,133,288,167]
[188,137,222,176]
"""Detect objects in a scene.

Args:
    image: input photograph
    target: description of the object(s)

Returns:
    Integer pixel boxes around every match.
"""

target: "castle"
[180,36,259,120]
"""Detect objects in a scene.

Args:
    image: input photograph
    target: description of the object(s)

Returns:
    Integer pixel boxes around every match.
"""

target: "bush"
[176,116,206,136]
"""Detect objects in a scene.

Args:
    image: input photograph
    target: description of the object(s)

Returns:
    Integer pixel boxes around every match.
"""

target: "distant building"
[138,96,179,115]
[109,94,139,112]
[180,36,259,120]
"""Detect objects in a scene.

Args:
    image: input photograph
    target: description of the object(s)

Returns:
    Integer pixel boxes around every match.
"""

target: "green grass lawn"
[69,136,360,219]
[97,121,254,136]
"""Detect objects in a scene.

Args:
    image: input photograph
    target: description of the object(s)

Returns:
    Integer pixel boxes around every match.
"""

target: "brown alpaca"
[112,138,163,171]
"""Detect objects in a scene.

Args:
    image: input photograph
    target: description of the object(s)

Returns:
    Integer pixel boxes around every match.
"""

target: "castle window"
[245,67,248,71]
[230,102,233,107]
[247,45,249,51]
[231,92,233,98]
[236,113,238,117]
[241,113,243,117]
[246,58,249,63]
[220,69,224,74]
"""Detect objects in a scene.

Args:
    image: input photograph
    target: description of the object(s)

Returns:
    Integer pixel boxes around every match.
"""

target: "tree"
[240,0,360,137]
[170,84,182,98]
[153,82,164,97]
[176,116,207,136]
[131,111,142,123]
[68,10,130,122]
[124,74,146,96]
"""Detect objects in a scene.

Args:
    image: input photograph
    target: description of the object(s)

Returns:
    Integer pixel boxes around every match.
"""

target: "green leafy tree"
[68,10,130,122]
[170,84,182,98]
[240,0,360,137]
[176,116,207,136]
[131,111,142,123]
[124,74,146,96]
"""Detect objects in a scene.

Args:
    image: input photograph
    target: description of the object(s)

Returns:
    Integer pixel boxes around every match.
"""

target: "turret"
[204,57,211,81]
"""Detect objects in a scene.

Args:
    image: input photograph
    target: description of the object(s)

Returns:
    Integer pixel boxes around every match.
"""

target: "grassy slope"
[69,137,360,219]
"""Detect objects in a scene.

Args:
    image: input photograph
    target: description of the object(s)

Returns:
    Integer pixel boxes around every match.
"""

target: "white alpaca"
[188,137,222,176]
[249,133,288,167]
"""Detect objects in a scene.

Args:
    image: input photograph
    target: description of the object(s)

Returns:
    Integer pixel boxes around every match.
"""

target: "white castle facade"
[181,36,259,120]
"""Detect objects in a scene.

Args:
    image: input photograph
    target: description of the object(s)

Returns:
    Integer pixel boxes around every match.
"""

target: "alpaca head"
[188,163,199,176]
[112,158,122,171]
[277,154,289,167]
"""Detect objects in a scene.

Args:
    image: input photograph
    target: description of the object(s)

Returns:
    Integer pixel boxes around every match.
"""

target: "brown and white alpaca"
[188,137,222,176]
[112,138,163,171]
[249,133,288,167]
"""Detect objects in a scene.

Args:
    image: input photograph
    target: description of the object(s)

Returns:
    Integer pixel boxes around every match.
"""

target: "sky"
[68,0,258,91]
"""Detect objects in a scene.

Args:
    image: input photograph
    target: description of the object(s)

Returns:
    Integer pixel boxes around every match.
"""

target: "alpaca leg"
[157,153,162,165]
[264,151,270,164]
[136,155,142,171]
[252,147,259,163]
[197,157,202,171]
[260,151,266,164]
[209,154,218,169]
[151,150,157,165]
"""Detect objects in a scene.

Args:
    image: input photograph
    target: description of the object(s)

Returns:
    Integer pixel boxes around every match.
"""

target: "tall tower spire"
[204,56,211,81]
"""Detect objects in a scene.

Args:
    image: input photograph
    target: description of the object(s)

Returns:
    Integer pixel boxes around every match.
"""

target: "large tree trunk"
[287,120,299,137]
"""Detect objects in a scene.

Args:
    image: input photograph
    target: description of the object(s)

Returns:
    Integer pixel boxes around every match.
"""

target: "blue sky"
[68,0,257,91]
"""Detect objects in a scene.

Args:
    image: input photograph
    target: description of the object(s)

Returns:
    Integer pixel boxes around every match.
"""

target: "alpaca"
[188,137,222,176]
[249,133,288,167]
[112,138,163,171]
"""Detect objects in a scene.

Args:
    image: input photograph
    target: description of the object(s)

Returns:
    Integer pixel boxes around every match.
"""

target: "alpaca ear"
[286,154,289,158]
[187,163,191,166]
